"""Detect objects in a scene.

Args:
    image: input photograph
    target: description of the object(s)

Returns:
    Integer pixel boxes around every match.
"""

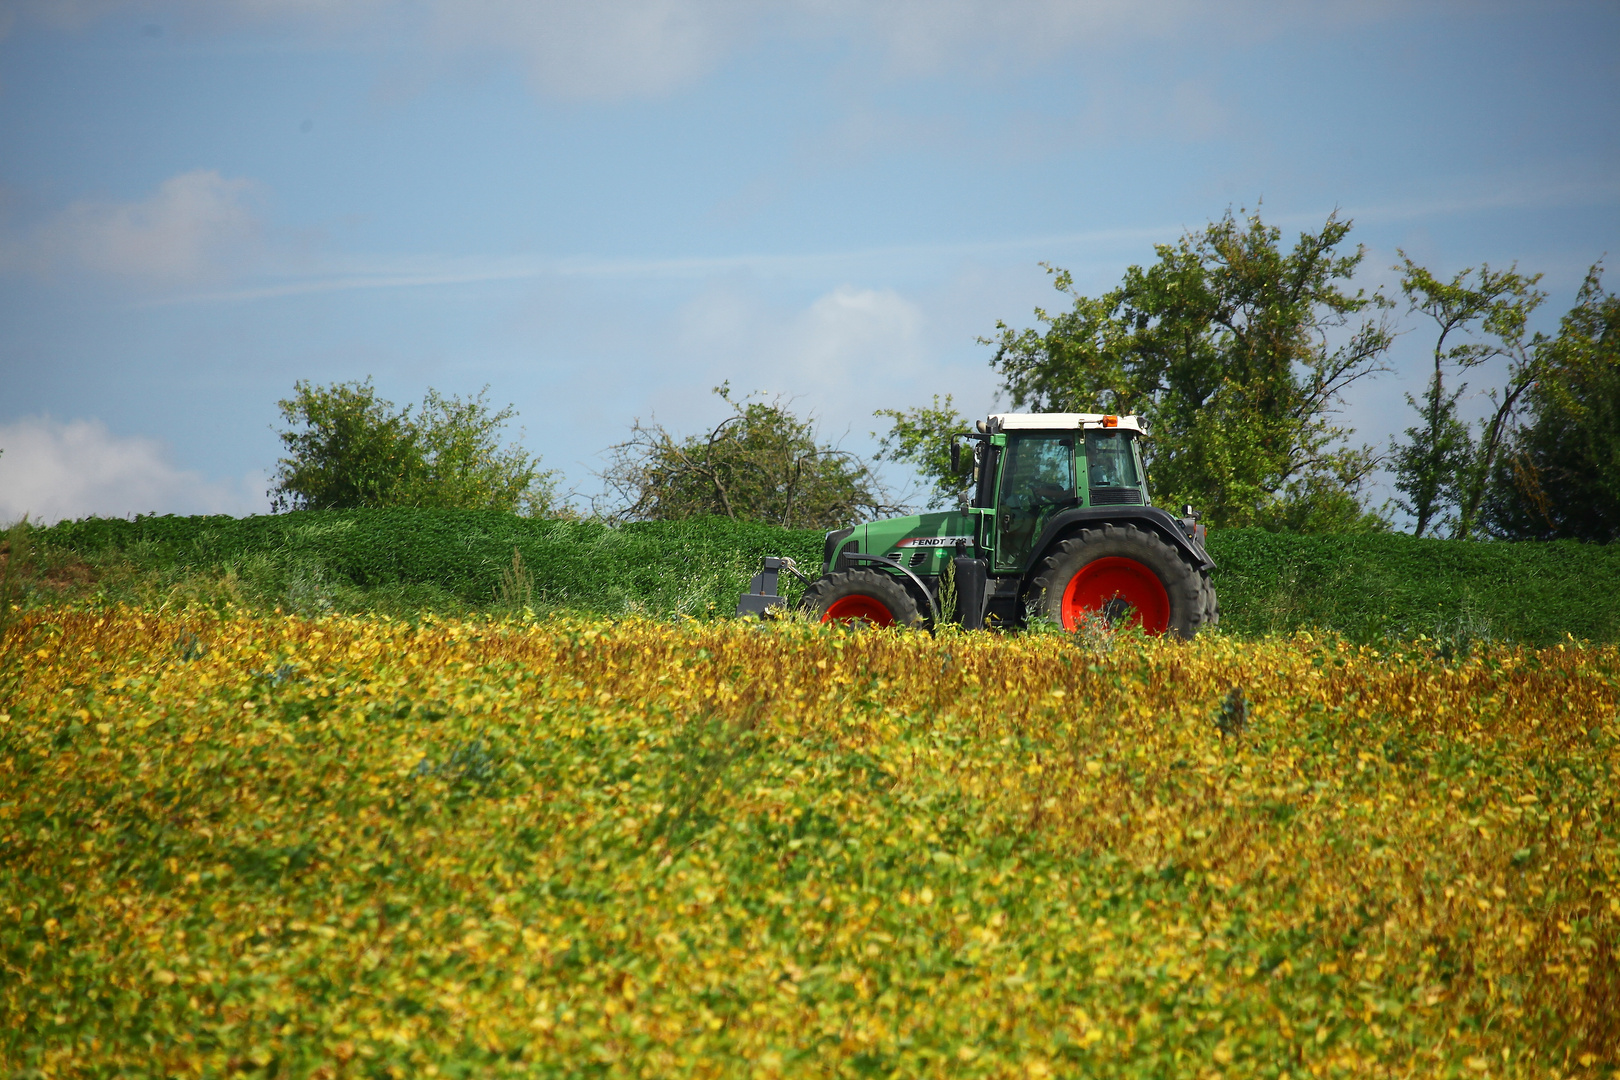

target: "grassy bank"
[1210,528,1620,643]
[16,510,1620,642]
[24,511,825,621]
[4,610,1616,1076]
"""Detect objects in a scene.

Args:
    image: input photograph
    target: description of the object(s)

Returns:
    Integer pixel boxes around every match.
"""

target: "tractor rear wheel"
[802,570,922,628]
[1029,524,1211,639]
[1200,576,1221,629]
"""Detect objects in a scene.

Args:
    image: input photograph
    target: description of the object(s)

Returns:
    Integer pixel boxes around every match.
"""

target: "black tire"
[1200,577,1221,629]
[802,570,923,628]
[1028,523,1212,640]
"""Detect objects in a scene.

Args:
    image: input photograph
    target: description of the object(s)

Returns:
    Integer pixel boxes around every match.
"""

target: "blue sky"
[1,0,1617,522]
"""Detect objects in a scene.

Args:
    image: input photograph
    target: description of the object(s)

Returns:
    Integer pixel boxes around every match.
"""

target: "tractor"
[738,412,1217,638]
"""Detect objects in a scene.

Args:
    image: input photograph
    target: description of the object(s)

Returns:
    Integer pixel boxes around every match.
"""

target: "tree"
[985,209,1394,532]
[270,380,556,515]
[1390,256,1545,539]
[404,389,556,513]
[873,394,973,510]
[1387,374,1473,540]
[1482,264,1620,542]
[270,381,419,511]
[600,385,892,529]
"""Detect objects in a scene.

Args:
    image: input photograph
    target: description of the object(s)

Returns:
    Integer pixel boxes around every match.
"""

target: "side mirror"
[950,440,962,475]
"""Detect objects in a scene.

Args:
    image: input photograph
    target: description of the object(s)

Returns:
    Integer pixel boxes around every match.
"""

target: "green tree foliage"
[1389,257,1546,539]
[1483,264,1620,542]
[270,381,415,511]
[270,380,556,515]
[601,385,892,529]
[985,209,1394,532]
[406,389,557,514]
[1387,382,1473,540]
[873,394,973,510]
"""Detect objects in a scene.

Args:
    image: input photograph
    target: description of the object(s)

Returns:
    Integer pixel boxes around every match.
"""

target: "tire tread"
[802,569,923,626]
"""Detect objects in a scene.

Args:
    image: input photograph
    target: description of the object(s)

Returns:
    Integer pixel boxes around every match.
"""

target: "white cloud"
[665,282,938,429]
[648,279,1013,504]
[5,0,758,101]
[795,0,1209,76]
[672,283,925,399]
[427,0,751,101]
[0,416,268,524]
[787,285,926,389]
[1,170,263,284]
[2,0,1425,100]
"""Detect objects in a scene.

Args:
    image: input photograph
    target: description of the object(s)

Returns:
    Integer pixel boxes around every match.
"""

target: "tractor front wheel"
[802,570,922,628]
[1030,524,1212,639]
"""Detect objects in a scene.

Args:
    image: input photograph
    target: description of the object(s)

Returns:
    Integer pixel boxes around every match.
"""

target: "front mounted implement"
[736,556,807,617]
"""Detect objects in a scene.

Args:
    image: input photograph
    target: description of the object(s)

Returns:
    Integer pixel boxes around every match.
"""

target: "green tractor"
[738,412,1217,638]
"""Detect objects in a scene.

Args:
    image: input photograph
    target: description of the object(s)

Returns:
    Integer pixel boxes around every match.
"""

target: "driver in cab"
[999,435,1076,563]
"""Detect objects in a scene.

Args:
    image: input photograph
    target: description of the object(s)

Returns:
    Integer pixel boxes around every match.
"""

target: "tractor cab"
[974,413,1150,574]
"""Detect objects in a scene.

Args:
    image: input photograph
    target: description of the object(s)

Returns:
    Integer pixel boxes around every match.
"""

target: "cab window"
[1084,431,1141,490]
[1003,434,1076,503]
[993,433,1076,571]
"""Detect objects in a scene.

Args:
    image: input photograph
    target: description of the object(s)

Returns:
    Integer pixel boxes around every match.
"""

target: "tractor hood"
[844,510,976,576]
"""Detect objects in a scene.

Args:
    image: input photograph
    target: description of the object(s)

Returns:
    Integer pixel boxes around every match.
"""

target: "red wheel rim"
[1060,556,1170,634]
[822,595,896,627]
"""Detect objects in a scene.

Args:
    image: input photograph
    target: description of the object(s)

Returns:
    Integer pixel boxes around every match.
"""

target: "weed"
[0,517,32,637]
[1216,685,1249,737]
[283,563,335,616]
[496,545,534,612]
[935,557,958,627]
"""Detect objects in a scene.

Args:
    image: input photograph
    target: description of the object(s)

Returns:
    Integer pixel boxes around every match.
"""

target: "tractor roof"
[985,413,1145,435]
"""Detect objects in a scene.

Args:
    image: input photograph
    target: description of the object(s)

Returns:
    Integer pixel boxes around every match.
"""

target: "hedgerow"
[24,510,1620,641]
[31,511,825,621]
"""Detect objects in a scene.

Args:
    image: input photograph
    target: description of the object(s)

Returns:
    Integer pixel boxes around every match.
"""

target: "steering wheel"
[1031,483,1074,503]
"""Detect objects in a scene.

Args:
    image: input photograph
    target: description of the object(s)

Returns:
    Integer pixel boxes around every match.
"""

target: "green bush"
[30,510,1620,642]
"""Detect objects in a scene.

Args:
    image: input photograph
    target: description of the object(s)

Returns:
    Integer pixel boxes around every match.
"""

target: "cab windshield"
[1084,431,1141,490]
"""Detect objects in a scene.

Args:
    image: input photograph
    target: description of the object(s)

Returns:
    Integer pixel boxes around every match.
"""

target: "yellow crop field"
[3,609,1618,1078]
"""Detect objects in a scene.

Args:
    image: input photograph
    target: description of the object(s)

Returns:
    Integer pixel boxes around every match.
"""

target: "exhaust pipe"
[952,556,988,630]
